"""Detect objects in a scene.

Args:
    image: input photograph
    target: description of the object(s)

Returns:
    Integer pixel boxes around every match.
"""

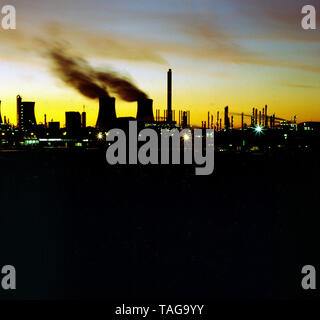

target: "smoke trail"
[95,71,148,101]
[47,45,148,101]
[48,49,109,99]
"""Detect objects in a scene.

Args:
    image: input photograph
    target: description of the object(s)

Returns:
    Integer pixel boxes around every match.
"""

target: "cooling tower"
[136,99,154,122]
[96,96,117,129]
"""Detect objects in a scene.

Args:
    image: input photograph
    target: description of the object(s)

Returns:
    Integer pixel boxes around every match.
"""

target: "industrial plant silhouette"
[0,69,320,301]
[0,68,319,152]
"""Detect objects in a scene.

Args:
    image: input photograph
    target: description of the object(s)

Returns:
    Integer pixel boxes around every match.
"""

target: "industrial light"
[97,132,103,140]
[254,125,263,134]
[183,133,190,141]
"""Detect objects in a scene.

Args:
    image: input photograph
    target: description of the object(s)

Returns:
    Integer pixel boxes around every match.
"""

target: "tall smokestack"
[216,111,219,130]
[259,111,261,126]
[167,69,172,123]
[82,105,86,128]
[224,106,230,130]
[241,112,244,130]
[82,112,86,128]
[252,107,255,126]
[137,99,154,122]
[182,111,188,128]
[96,96,116,129]
[265,105,268,127]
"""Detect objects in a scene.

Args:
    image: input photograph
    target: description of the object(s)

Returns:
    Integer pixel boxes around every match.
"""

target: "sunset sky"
[0,0,319,127]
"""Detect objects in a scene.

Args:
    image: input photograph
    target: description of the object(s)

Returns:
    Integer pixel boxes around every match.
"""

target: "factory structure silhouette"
[0,68,319,151]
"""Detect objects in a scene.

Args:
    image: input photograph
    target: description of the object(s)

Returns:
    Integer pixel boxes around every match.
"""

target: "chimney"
[259,111,261,126]
[265,105,268,127]
[273,113,275,128]
[224,106,230,130]
[181,111,188,128]
[241,112,244,130]
[167,69,172,123]
[82,112,86,128]
[217,111,219,130]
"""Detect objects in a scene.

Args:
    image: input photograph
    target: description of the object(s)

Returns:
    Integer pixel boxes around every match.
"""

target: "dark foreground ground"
[0,147,319,300]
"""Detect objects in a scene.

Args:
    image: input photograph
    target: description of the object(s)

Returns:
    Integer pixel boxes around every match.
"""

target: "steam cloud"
[47,44,148,101]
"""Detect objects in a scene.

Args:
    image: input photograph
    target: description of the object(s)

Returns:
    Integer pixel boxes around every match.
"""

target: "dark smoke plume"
[47,44,148,101]
[94,71,147,101]
[48,49,108,99]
